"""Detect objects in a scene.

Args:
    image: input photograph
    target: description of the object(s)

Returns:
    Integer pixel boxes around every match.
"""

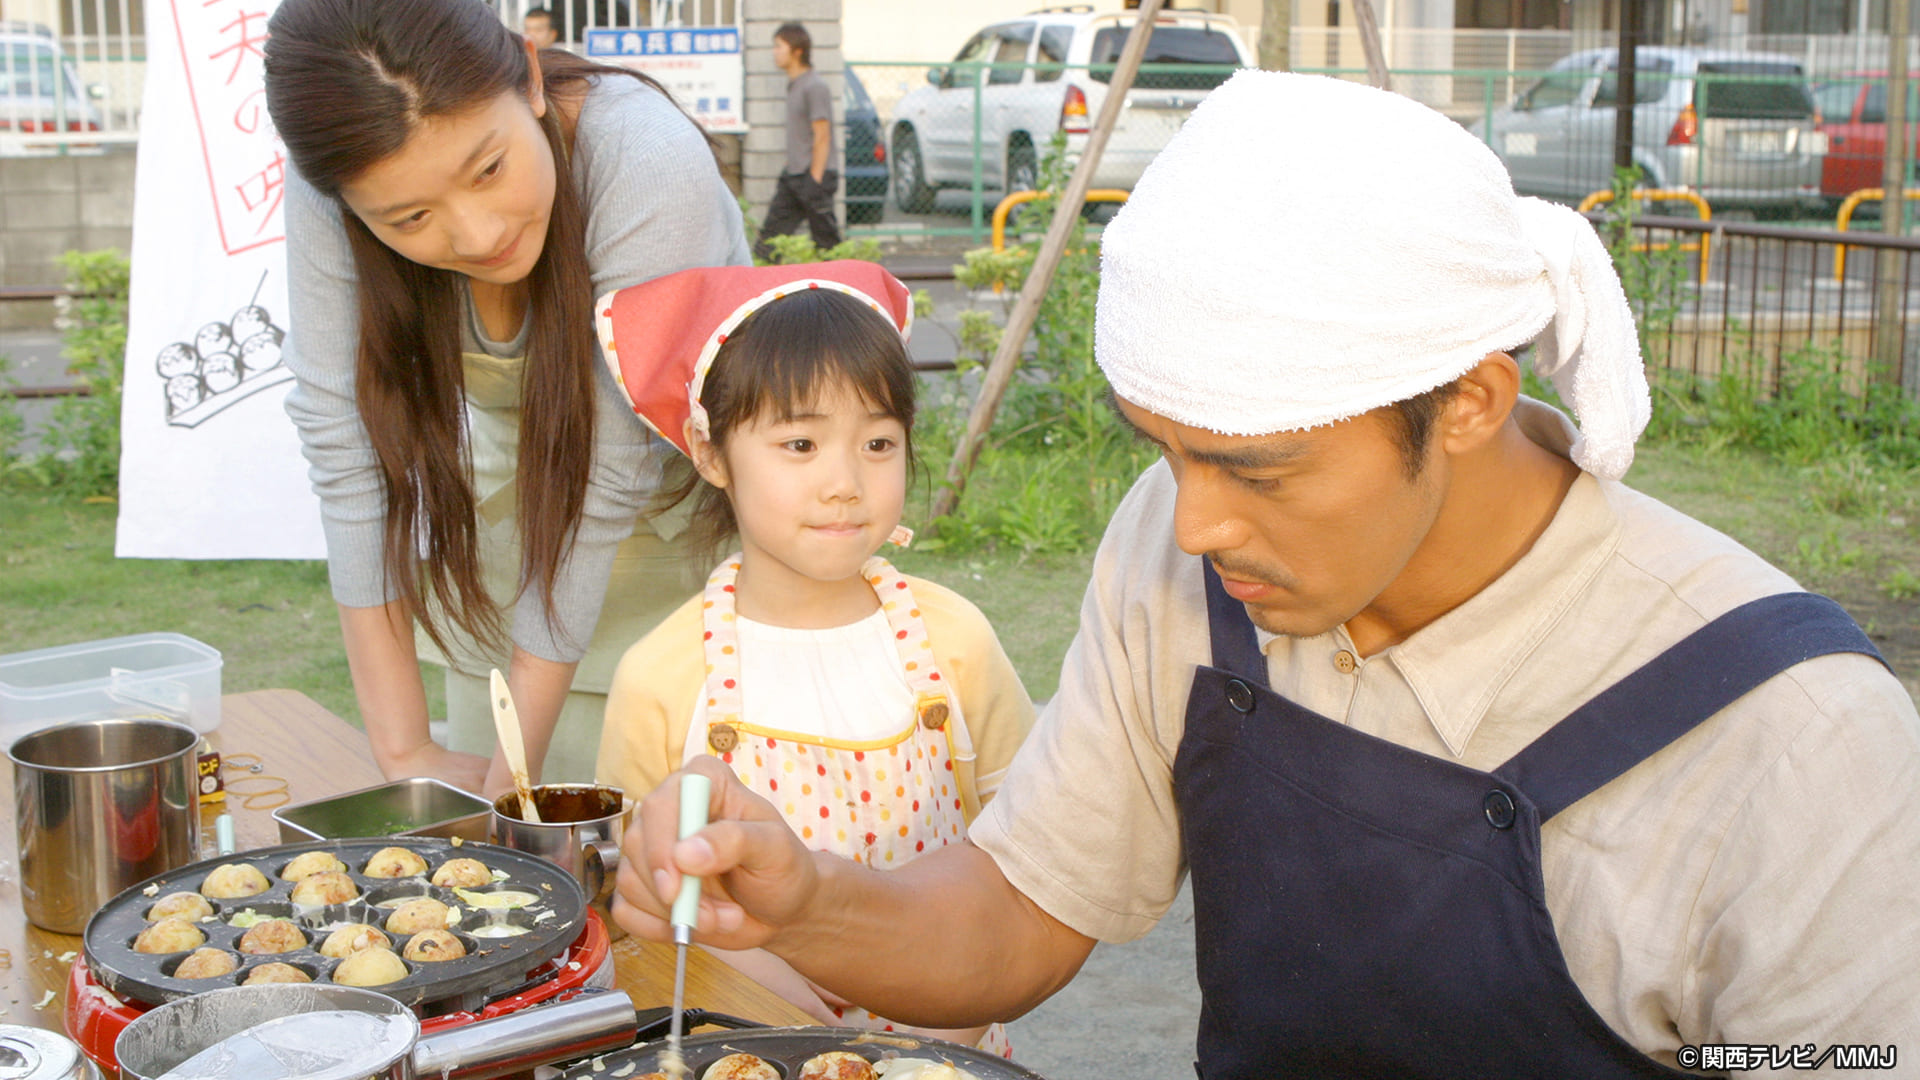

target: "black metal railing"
[1602,212,1920,398]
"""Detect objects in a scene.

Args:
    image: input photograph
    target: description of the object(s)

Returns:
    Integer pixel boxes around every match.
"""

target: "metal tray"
[558,1025,1049,1080]
[81,837,586,1014]
[274,777,492,844]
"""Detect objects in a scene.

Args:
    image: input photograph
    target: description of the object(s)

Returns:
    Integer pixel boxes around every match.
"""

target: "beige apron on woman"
[417,346,702,783]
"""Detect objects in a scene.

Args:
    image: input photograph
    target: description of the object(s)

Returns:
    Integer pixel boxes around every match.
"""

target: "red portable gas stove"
[63,837,614,1074]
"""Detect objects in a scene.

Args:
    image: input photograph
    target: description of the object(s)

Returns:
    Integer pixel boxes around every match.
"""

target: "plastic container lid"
[0,632,222,738]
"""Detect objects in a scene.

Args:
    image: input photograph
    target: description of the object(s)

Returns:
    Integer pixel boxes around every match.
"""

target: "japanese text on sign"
[584,27,745,133]
[172,0,285,253]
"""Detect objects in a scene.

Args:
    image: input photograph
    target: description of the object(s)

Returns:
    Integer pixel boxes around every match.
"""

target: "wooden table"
[0,689,814,1071]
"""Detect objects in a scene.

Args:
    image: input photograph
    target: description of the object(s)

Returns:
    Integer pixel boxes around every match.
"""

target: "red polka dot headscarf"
[594,261,915,457]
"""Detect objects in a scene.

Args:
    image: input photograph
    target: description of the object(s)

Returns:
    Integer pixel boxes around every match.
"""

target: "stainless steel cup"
[489,784,629,903]
[8,717,200,933]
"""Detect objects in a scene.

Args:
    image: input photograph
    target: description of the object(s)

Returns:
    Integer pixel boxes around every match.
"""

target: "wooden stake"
[1350,0,1392,91]
[929,0,1167,524]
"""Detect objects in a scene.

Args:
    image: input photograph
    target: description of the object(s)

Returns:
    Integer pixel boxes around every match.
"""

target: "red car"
[1813,72,1920,202]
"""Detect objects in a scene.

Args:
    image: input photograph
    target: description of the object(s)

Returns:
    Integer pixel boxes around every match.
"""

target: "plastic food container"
[0,633,222,745]
[274,777,494,843]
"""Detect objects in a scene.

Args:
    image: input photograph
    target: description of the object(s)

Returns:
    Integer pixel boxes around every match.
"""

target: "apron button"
[1333,649,1358,674]
[1224,678,1256,714]
[707,724,739,753]
[918,698,950,730]
[1483,789,1517,830]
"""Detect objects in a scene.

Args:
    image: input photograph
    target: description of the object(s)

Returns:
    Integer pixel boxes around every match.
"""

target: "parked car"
[1473,47,1825,214]
[0,22,103,155]
[1813,73,1920,203]
[886,7,1251,213]
[842,67,887,224]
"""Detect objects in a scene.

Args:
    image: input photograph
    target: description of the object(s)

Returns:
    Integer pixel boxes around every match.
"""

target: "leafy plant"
[1880,566,1920,601]
[2,250,131,496]
[1601,166,1691,346]
[925,133,1153,555]
[1790,529,1870,578]
[756,231,882,266]
[0,356,25,472]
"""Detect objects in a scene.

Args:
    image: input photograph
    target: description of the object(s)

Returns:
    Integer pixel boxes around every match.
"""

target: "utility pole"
[1614,0,1639,173]
[1259,0,1291,71]
[1876,0,1911,386]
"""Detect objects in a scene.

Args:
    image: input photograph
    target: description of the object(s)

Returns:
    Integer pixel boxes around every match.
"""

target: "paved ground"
[1007,881,1202,1080]
[0,327,65,457]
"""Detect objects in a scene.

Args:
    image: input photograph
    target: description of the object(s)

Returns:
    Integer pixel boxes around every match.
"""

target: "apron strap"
[1495,591,1887,822]
[1202,560,1269,687]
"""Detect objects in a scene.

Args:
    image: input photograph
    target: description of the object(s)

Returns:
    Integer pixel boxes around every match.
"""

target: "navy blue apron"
[1174,561,1885,1080]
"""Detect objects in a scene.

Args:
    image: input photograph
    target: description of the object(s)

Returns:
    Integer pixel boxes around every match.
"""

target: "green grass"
[1,491,357,719]
[4,438,1915,728]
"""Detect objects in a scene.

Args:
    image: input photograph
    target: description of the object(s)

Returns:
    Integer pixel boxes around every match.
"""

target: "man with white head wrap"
[613,72,1920,1077]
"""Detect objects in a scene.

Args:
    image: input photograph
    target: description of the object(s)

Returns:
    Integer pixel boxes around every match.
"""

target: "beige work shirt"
[970,403,1920,1071]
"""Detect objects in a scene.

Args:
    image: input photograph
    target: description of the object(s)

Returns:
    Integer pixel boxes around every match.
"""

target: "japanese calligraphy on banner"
[116,0,325,559]
[584,27,746,133]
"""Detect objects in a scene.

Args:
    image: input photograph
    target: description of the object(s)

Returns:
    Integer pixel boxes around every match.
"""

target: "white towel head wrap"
[1095,70,1650,479]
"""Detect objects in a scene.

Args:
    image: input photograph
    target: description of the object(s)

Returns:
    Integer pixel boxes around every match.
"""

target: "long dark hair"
[673,288,919,564]
[264,0,679,656]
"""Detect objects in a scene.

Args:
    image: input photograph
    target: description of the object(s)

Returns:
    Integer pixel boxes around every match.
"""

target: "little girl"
[594,261,1034,1055]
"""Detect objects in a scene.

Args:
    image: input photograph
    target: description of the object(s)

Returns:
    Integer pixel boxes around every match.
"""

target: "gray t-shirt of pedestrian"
[784,69,836,176]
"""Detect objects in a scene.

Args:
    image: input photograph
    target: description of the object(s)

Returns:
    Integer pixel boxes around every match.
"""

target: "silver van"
[1474,47,1825,213]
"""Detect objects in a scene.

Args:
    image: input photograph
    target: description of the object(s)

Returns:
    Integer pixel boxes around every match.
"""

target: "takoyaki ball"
[200,863,270,899]
[281,850,347,881]
[244,962,312,985]
[430,858,492,889]
[331,946,407,987]
[800,1052,878,1080]
[362,846,429,879]
[401,929,466,963]
[133,917,205,954]
[237,919,306,954]
[319,924,391,959]
[702,1054,780,1080]
[172,948,238,979]
[383,897,451,936]
[289,871,359,906]
[146,891,213,922]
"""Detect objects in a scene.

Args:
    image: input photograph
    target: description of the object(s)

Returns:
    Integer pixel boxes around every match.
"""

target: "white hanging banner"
[116,0,324,559]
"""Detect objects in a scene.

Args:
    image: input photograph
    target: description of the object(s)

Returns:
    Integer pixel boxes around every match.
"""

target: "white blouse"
[682,608,916,757]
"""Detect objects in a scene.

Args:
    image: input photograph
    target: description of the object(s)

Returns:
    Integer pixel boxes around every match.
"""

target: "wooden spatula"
[488,668,541,824]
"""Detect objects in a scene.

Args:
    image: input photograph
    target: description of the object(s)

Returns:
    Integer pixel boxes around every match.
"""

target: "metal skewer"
[662,771,711,1080]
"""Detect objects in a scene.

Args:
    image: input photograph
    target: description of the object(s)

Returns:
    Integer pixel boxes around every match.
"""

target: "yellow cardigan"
[597,574,1035,820]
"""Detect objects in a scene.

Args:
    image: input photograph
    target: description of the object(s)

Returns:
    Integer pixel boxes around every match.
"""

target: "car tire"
[1007,141,1038,194]
[893,127,935,214]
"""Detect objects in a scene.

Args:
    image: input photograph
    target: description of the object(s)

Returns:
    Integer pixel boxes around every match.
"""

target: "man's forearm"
[772,841,1095,1027]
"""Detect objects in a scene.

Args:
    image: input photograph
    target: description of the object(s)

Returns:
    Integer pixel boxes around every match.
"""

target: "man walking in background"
[523,6,558,48]
[756,22,840,260]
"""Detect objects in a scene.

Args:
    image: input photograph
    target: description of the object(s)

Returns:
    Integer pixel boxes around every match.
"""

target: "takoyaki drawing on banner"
[156,271,292,428]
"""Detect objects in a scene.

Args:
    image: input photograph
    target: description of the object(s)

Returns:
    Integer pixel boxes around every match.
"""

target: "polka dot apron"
[697,554,1013,1058]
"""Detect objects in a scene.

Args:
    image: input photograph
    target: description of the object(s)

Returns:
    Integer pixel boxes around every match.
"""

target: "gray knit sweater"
[281,76,750,662]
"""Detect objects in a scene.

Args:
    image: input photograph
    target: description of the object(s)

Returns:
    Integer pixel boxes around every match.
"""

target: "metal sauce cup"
[8,717,200,934]
[0,1025,101,1080]
[489,784,629,903]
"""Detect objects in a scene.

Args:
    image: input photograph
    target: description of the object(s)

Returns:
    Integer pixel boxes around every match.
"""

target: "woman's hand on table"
[378,739,492,793]
[611,755,821,950]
